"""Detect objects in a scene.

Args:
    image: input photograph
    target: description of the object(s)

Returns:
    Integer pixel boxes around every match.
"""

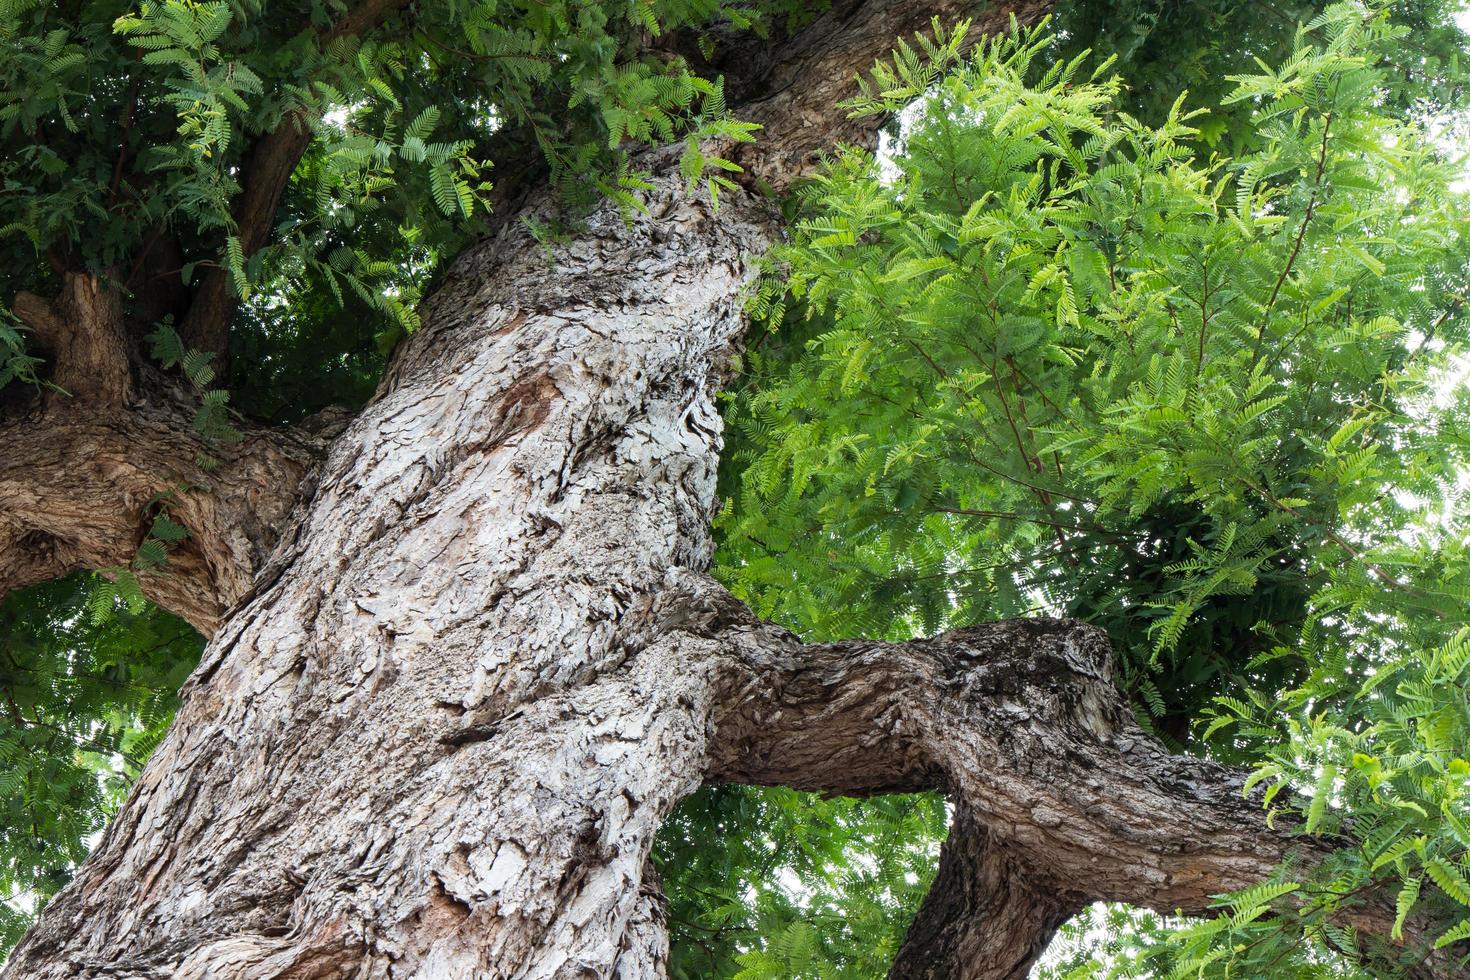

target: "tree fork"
[0,401,329,636]
[2,271,331,633]
[682,573,1457,976]
[7,1,1453,977]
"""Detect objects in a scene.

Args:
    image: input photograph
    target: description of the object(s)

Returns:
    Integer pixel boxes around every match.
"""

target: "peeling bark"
[4,165,773,978]
[5,1,1448,978]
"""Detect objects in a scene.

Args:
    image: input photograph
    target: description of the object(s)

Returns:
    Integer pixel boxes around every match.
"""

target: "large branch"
[655,574,1460,977]
[179,0,415,358]
[0,398,327,635]
[890,805,1086,980]
[3,274,331,634]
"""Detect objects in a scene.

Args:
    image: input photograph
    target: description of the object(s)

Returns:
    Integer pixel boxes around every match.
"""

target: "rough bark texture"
[2,270,324,633]
[889,808,1085,980]
[0,395,324,634]
[14,274,131,405]
[705,612,1313,912]
[2,1,1453,978]
[720,0,1051,191]
[4,165,774,978]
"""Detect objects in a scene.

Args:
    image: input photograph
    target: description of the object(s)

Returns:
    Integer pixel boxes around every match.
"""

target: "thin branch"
[179,0,416,358]
[1252,113,1333,366]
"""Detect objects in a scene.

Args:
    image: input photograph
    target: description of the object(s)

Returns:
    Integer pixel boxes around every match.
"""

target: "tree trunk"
[3,161,775,977]
[0,2,1454,977]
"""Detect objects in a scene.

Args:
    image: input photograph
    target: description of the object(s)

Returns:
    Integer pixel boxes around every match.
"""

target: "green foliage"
[0,306,41,392]
[695,3,1470,976]
[0,0,812,378]
[2,0,1470,974]
[0,576,203,950]
[1048,0,1470,153]
[655,787,946,979]
[719,4,1470,746]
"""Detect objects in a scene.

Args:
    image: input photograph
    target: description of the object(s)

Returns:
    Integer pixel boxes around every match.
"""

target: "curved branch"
[0,394,329,635]
[653,574,1459,977]
[890,805,1086,980]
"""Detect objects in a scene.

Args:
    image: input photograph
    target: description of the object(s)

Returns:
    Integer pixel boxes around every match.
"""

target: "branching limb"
[0,396,329,635]
[713,0,1052,191]
[4,268,335,632]
[13,272,130,405]
[653,572,1459,978]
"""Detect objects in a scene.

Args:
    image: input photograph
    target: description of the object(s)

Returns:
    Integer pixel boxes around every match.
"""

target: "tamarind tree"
[1,0,1470,977]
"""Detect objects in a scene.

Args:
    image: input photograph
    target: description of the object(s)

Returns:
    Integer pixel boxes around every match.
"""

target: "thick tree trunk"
[4,166,777,978]
[1,2,1454,977]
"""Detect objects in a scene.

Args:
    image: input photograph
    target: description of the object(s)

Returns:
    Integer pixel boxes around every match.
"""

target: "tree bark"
[2,271,326,634]
[889,807,1086,980]
[4,161,776,978]
[1,2,1455,978]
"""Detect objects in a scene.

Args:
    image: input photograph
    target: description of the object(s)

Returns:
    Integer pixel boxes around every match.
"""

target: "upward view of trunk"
[0,1,1453,978]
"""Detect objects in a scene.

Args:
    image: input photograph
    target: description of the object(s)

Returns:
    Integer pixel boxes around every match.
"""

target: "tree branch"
[0,393,331,635]
[13,272,130,405]
[713,0,1052,192]
[890,805,1087,980]
[654,573,1460,977]
[179,0,416,360]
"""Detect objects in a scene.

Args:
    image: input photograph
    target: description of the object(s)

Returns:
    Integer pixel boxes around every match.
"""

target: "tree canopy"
[3,0,1470,976]
[685,4,1470,974]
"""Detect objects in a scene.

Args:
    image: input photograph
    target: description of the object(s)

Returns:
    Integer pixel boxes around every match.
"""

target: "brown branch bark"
[13,272,130,405]
[0,394,329,635]
[716,0,1052,191]
[890,806,1086,980]
[662,575,1458,977]
[178,0,415,360]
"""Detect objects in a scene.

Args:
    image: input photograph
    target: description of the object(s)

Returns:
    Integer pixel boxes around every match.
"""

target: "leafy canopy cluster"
[724,6,1470,746]
[0,0,803,386]
[655,787,945,979]
[666,3,1470,976]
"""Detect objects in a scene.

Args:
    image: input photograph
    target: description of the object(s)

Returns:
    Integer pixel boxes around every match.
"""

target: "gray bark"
[0,1,1451,977]
[4,162,776,979]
